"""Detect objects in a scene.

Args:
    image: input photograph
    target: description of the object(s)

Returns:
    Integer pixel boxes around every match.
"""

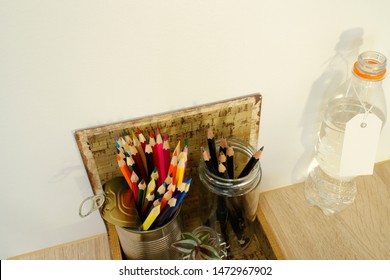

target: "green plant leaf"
[181,232,201,245]
[198,244,222,260]
[197,232,211,244]
[171,239,197,254]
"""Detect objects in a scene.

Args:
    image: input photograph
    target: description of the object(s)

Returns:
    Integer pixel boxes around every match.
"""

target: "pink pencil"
[163,134,171,177]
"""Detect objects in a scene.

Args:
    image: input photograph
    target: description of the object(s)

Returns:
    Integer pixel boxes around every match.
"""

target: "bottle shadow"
[293,28,364,183]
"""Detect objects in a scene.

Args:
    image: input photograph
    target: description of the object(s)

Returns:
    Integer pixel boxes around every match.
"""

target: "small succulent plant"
[171,226,225,260]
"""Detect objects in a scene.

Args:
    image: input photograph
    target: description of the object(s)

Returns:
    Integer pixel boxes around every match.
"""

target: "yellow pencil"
[175,152,186,186]
[142,204,161,231]
[145,177,156,197]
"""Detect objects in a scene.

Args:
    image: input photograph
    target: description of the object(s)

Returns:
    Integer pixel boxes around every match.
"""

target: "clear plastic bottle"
[305,51,387,215]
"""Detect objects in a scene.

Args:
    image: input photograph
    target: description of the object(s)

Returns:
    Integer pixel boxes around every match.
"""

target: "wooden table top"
[257,160,390,260]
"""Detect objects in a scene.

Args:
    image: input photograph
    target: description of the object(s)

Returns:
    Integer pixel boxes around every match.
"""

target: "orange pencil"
[160,190,173,211]
[167,142,180,181]
[117,155,132,190]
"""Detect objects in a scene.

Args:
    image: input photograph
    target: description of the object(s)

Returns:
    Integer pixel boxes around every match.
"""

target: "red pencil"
[155,129,166,183]
[130,170,139,201]
[137,127,147,152]
[149,130,162,185]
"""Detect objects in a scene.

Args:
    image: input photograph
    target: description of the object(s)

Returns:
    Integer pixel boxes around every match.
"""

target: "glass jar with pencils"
[198,137,262,257]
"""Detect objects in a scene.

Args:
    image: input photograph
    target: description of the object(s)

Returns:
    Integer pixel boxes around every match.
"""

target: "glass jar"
[198,138,262,256]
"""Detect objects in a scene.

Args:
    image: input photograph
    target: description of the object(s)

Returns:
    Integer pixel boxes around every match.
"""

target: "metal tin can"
[115,206,182,260]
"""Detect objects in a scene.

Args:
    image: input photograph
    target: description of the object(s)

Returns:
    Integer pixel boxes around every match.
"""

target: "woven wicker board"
[74,94,271,260]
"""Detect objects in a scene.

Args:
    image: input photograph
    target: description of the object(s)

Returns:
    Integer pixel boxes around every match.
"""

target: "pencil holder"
[115,206,182,260]
[198,138,262,256]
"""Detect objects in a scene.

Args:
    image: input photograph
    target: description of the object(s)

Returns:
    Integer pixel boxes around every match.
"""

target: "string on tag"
[348,79,374,128]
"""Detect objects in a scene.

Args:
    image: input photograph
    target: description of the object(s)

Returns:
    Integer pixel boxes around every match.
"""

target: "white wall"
[1,0,389,259]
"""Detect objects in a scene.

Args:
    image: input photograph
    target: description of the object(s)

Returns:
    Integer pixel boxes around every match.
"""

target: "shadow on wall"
[294,28,364,182]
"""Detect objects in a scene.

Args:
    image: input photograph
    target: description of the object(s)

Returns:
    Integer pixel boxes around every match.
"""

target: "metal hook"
[79,194,106,218]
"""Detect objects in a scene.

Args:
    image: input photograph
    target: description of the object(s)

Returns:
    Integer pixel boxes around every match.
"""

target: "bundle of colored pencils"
[115,128,191,231]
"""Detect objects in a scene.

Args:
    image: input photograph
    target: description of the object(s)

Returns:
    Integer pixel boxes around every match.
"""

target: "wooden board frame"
[74,94,265,259]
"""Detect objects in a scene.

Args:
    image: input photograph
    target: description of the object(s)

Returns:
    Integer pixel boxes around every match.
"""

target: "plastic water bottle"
[305,51,387,215]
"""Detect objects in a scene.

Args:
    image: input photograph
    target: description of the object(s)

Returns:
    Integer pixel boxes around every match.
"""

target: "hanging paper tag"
[339,113,382,177]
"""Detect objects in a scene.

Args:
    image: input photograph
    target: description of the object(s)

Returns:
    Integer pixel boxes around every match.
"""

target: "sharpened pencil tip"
[253,147,264,159]
[207,126,214,139]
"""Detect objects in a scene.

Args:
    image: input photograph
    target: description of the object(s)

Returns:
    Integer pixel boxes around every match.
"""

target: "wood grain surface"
[258,160,390,259]
[9,234,111,260]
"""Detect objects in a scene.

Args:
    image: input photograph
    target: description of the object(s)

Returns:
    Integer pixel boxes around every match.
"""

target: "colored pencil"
[137,127,147,152]
[155,197,177,227]
[150,167,159,183]
[136,179,146,210]
[174,178,191,210]
[167,182,176,193]
[167,150,178,181]
[155,129,166,183]
[155,183,166,200]
[141,192,155,219]
[123,131,133,145]
[160,190,173,211]
[145,143,155,178]
[163,134,171,176]
[126,154,140,178]
[175,152,186,186]
[164,172,173,185]
[182,139,189,171]
[238,146,264,178]
[132,131,148,174]
[129,143,148,182]
[117,156,132,191]
[130,171,139,202]
[120,137,131,153]
[176,181,186,194]
[145,177,156,197]
[142,204,160,231]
